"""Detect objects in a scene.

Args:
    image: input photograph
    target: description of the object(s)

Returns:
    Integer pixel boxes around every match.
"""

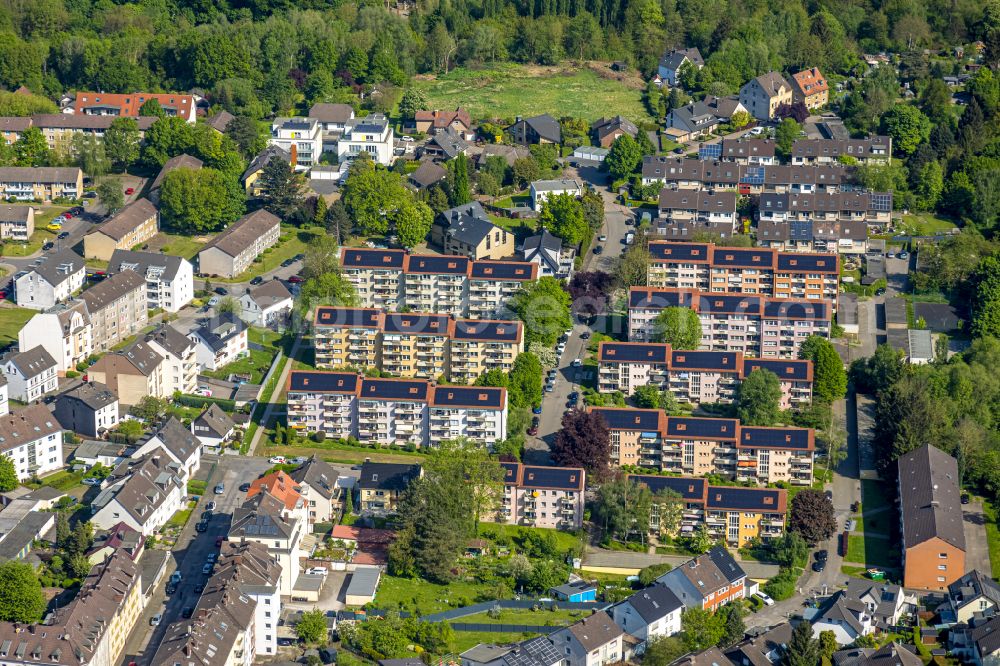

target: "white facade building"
[108,249,194,313]
[15,249,85,311]
[0,404,64,480]
[1,346,58,402]
[337,114,395,166]
[269,117,322,170]
[530,179,583,212]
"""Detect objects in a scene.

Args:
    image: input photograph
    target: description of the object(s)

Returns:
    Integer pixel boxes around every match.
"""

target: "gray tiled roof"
[27,248,84,288]
[4,345,56,378]
[91,198,157,241]
[897,444,966,551]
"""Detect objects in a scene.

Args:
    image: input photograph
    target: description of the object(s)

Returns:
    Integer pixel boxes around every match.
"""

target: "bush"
[173,394,237,411]
[312,431,326,443]
[762,567,799,601]
[65,370,80,378]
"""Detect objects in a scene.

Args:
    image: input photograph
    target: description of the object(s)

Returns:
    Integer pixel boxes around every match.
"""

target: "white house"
[0,376,7,416]
[229,491,306,596]
[948,570,1000,625]
[143,324,198,395]
[521,229,575,279]
[269,117,323,170]
[90,448,185,537]
[530,179,583,212]
[658,48,704,87]
[15,249,85,311]
[108,249,194,313]
[190,403,236,453]
[550,612,624,666]
[240,280,293,328]
[810,590,875,646]
[288,456,342,525]
[843,579,917,629]
[132,416,202,484]
[190,313,248,371]
[52,381,119,438]
[18,301,93,372]
[0,404,64,480]
[1,345,58,402]
[337,114,395,166]
[610,584,684,650]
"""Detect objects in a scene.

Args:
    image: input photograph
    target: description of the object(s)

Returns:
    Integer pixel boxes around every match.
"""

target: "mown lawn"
[201,347,276,384]
[259,436,428,465]
[151,232,206,261]
[413,64,654,122]
[460,607,586,627]
[0,305,36,349]
[477,523,584,554]
[897,213,958,237]
[166,508,194,529]
[373,575,493,613]
[451,631,542,652]
[846,535,896,569]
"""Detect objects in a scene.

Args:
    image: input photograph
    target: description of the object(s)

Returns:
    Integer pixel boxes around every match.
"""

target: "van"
[625,232,635,245]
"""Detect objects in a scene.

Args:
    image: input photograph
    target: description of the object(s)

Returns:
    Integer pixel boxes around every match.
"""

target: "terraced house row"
[630,474,788,546]
[647,242,839,302]
[628,287,831,358]
[340,248,537,319]
[286,371,508,447]
[312,307,523,384]
[597,342,813,407]
[590,407,815,485]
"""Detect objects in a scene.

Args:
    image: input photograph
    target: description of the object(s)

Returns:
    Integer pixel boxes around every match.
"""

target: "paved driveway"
[964,501,992,577]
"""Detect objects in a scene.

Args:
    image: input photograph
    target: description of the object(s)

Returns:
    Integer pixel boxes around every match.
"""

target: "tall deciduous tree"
[159,167,244,232]
[398,88,428,120]
[296,609,328,644]
[96,178,124,213]
[14,126,48,166]
[509,277,572,346]
[225,116,267,158]
[737,368,783,426]
[0,561,46,622]
[552,409,611,476]
[680,607,725,652]
[539,192,587,247]
[0,455,17,492]
[343,159,410,236]
[138,99,165,118]
[508,352,543,409]
[972,255,1000,339]
[880,104,932,155]
[788,488,836,544]
[651,307,702,348]
[775,118,801,157]
[104,118,141,172]
[798,336,847,402]
[605,133,642,179]
[393,198,433,248]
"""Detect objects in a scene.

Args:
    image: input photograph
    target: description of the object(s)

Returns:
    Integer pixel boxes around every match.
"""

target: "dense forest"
[0,0,995,123]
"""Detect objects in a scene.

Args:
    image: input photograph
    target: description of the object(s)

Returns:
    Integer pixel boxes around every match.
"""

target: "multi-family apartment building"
[647,242,840,302]
[198,209,281,278]
[739,72,793,121]
[338,114,395,165]
[83,198,159,261]
[0,204,33,241]
[286,371,508,447]
[0,404,64,480]
[592,407,814,484]
[14,248,85,310]
[0,549,144,666]
[0,166,83,201]
[641,156,849,194]
[340,248,537,318]
[72,91,196,121]
[655,547,750,608]
[756,219,869,255]
[313,307,524,382]
[1,346,58,402]
[18,301,92,372]
[269,117,323,169]
[53,381,119,438]
[789,67,829,108]
[628,287,832,358]
[597,342,813,407]
[108,249,194,313]
[758,191,893,226]
[790,136,892,165]
[32,114,157,151]
[496,462,585,529]
[154,540,282,664]
[658,190,739,229]
[229,490,305,596]
[80,270,148,352]
[698,138,777,165]
[91,448,185,536]
[190,313,248,370]
[88,340,166,406]
[633,475,787,548]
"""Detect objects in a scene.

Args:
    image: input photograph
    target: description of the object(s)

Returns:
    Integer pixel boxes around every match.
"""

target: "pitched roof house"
[655,546,748,611]
[790,68,829,109]
[591,116,639,148]
[508,114,561,145]
[658,48,704,87]
[521,228,575,279]
[810,591,875,646]
[190,403,236,452]
[739,72,793,121]
[432,201,514,260]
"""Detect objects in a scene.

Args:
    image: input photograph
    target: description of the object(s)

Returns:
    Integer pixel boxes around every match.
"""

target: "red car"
[0,291,7,300]
[64,212,73,219]
[288,275,303,283]
[125,187,134,195]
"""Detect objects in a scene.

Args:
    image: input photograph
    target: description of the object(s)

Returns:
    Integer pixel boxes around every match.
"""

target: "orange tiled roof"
[247,470,303,511]
[792,68,828,95]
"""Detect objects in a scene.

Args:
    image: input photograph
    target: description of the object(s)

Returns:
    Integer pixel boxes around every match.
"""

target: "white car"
[598,235,608,242]
[269,456,286,464]
[82,477,102,486]
[572,358,582,367]
[207,296,220,307]
[150,613,162,626]
[400,136,414,142]
[306,567,328,576]
[754,592,775,606]
[202,563,213,575]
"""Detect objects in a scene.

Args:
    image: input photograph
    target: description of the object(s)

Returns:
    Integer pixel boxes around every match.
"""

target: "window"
[939,553,948,559]
[938,565,947,571]
[938,576,946,582]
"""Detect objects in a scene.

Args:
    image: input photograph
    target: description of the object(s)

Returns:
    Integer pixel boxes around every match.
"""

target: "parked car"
[214,287,228,296]
[306,567,328,576]
[214,483,225,494]
[46,223,62,232]
[249,276,263,285]
[181,607,193,619]
[281,258,295,267]
[239,482,251,492]
[527,425,539,435]
[201,563,213,575]
[544,384,554,392]
[42,242,53,251]
[290,456,308,464]
[124,187,135,195]
[288,275,303,283]
[57,232,70,239]
[593,245,603,254]
[754,592,775,606]
[598,235,607,241]
[812,559,827,572]
[206,553,217,563]
[206,501,217,511]
[580,331,591,340]
[962,493,971,505]
[898,251,909,260]
[572,358,582,367]
[269,456,287,464]
[815,549,828,561]
[874,287,886,296]
[150,613,162,626]
[170,571,182,584]
[195,521,208,532]
[532,405,543,414]
[82,477,102,486]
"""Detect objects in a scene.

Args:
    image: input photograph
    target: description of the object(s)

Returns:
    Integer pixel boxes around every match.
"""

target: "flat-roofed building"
[286,371,360,439]
[496,462,585,529]
[313,307,381,370]
[381,312,452,379]
[429,385,508,446]
[84,198,159,261]
[468,260,538,319]
[269,117,322,169]
[404,253,471,316]
[198,209,281,278]
[449,319,524,384]
[596,342,671,395]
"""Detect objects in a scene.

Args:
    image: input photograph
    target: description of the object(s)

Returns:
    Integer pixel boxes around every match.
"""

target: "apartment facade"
[73,91,196,121]
[144,325,197,396]
[32,113,157,151]
[88,341,166,405]
[80,270,148,352]
[18,301,92,372]
[789,67,829,108]
[191,313,248,370]
[108,249,194,313]
[597,342,813,407]
[592,407,814,484]
[0,204,33,241]
[639,475,786,548]
[340,248,537,318]
[52,381,119,438]
[628,287,832,358]
[312,307,523,382]
[338,114,395,165]
[658,190,738,228]
[198,209,282,278]
[758,191,893,226]
[14,248,85,310]
[655,547,750,608]
[269,117,323,169]
[229,491,305,596]
[2,345,58,402]
[496,462,585,529]
[739,72,793,121]
[0,404,64,480]
[790,136,892,165]
[647,242,839,302]
[0,166,83,201]
[286,371,508,447]
[83,198,159,261]
[642,157,849,194]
